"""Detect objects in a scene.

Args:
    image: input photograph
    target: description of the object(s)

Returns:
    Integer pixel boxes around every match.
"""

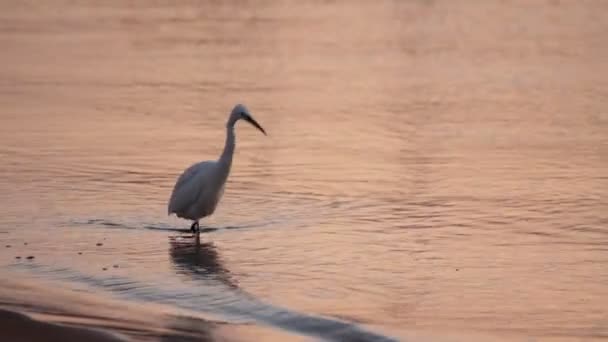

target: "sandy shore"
[0,308,128,342]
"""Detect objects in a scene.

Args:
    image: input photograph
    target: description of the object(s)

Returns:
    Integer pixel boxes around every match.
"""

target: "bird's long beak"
[245,116,267,135]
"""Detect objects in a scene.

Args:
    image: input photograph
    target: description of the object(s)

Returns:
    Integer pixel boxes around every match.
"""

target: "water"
[1,1,607,341]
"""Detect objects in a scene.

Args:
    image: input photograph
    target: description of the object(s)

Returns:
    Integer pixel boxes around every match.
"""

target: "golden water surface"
[0,1,607,341]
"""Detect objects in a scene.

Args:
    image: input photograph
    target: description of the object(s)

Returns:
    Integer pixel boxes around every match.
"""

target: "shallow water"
[1,1,607,341]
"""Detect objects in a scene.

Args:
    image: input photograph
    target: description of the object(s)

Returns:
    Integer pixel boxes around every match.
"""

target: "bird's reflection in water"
[165,234,235,342]
[169,233,238,289]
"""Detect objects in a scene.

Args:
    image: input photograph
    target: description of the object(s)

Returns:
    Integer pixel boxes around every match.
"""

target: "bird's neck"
[219,125,236,167]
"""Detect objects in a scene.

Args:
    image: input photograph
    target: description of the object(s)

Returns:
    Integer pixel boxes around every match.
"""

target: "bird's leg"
[190,221,199,233]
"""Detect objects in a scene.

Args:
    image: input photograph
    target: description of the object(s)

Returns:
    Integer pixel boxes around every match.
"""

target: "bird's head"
[229,104,266,135]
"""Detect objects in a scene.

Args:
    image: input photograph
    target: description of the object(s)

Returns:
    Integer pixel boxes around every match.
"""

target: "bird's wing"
[167,161,215,215]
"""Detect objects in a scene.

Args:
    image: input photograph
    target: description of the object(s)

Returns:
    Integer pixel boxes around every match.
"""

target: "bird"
[168,104,266,233]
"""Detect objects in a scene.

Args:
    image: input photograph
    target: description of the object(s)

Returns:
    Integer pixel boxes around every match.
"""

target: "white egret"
[168,104,266,233]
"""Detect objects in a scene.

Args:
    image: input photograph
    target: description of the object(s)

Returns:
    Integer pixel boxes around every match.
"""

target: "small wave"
[72,218,258,234]
[12,262,398,342]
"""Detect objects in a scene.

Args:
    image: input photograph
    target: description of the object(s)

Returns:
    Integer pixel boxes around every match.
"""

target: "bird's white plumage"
[167,104,266,231]
[168,161,222,220]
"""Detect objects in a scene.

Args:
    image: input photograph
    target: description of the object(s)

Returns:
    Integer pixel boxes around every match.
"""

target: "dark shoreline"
[0,308,128,342]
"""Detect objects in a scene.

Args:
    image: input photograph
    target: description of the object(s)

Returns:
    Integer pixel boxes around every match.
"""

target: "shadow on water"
[169,234,238,289]
[159,316,215,342]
